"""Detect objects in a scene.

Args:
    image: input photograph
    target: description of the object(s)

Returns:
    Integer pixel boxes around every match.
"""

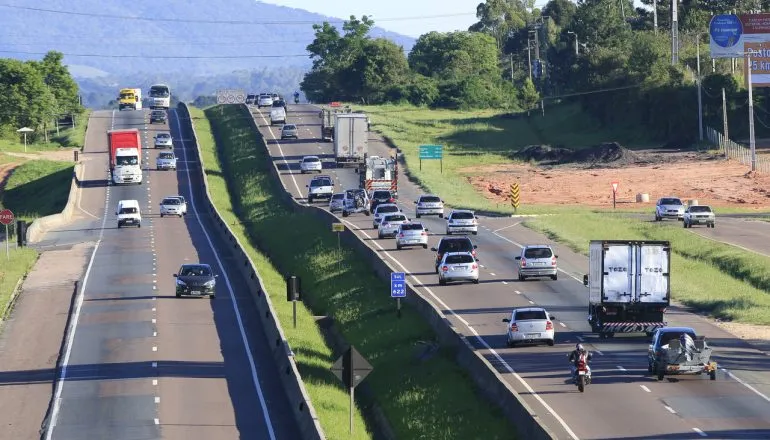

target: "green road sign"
[419,144,443,159]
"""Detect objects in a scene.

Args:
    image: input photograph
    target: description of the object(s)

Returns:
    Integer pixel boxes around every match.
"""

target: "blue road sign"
[390,272,406,298]
[419,145,443,160]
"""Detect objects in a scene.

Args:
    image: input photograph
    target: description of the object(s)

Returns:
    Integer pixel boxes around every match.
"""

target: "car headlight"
[176,280,186,286]
[204,280,215,288]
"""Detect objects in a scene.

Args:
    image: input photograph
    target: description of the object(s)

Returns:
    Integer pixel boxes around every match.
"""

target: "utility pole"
[510,54,514,85]
[671,0,679,65]
[748,51,757,171]
[527,39,532,83]
[653,0,658,34]
[722,87,729,159]
[697,35,703,141]
[568,31,578,56]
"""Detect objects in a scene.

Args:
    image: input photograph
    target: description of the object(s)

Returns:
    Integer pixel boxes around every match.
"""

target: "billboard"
[710,14,770,87]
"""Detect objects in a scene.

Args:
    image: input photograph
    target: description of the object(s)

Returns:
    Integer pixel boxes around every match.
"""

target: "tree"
[344,38,409,104]
[0,59,56,131]
[33,51,82,115]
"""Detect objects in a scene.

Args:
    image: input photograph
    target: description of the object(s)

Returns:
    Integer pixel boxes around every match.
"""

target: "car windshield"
[383,214,406,222]
[373,191,391,199]
[311,178,331,187]
[420,196,441,203]
[116,157,138,165]
[401,223,424,231]
[163,198,180,205]
[438,239,473,253]
[119,207,138,214]
[283,125,296,130]
[660,198,682,205]
[159,153,174,159]
[446,254,474,264]
[515,310,547,321]
[180,266,212,277]
[659,331,696,347]
[332,194,344,200]
[689,206,712,213]
[377,205,399,214]
[157,134,170,139]
[524,247,552,259]
[451,212,474,220]
[304,157,320,163]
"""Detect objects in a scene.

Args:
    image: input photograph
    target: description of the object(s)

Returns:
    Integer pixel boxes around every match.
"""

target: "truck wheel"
[657,368,665,381]
[710,369,716,380]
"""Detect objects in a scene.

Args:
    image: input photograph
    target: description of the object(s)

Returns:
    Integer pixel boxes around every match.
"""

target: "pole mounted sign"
[611,181,619,209]
[330,345,373,434]
[391,272,406,319]
[0,209,13,225]
[215,89,246,104]
[418,145,444,173]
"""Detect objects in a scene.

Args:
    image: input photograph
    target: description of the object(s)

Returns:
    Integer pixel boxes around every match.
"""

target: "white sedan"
[372,203,400,229]
[300,156,323,174]
[159,196,187,217]
[446,209,478,235]
[503,307,556,347]
[377,213,409,239]
[396,222,428,250]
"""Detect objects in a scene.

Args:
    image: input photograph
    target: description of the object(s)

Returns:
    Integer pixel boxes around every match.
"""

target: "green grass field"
[0,247,40,320]
[0,110,91,153]
[190,104,514,440]
[0,160,74,222]
[525,212,770,324]
[357,102,655,214]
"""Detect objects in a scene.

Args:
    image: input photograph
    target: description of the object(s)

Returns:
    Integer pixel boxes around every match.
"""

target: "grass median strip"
[525,212,770,324]
[0,248,39,320]
[190,104,514,440]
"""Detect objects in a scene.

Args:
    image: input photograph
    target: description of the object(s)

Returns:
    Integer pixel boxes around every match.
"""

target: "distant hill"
[0,0,415,106]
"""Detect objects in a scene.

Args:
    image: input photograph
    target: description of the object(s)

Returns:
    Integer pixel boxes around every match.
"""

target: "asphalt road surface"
[41,108,299,440]
[251,103,770,440]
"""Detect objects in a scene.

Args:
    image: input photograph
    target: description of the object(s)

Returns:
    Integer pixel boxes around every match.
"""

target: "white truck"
[358,155,397,196]
[334,113,368,168]
[583,240,671,338]
[270,107,286,125]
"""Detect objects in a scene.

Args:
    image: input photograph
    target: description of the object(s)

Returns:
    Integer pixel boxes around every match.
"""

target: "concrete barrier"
[27,161,83,244]
[176,103,325,440]
[244,104,557,440]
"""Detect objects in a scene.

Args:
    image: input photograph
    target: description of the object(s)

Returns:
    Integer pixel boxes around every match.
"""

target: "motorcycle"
[572,352,592,392]
[294,95,300,104]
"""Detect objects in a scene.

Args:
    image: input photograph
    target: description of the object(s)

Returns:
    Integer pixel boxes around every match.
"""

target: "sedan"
[372,203,400,229]
[281,124,299,139]
[396,222,429,250]
[503,307,556,347]
[329,192,345,212]
[438,252,479,285]
[159,196,186,217]
[377,213,409,239]
[174,264,218,298]
[168,195,187,215]
[156,151,177,170]
[683,205,715,228]
[154,132,173,149]
[446,209,478,235]
[300,156,322,173]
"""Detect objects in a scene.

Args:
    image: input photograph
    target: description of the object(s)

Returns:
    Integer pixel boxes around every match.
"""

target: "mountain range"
[0,1,416,106]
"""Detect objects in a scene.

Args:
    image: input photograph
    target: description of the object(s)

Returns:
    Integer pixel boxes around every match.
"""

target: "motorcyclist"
[294,91,300,104]
[568,343,592,381]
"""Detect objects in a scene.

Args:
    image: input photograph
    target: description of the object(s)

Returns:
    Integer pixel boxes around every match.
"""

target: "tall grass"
[525,212,770,324]
[0,160,74,222]
[190,104,514,440]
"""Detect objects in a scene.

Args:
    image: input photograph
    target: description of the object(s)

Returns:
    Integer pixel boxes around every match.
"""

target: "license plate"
[526,333,540,338]
[534,262,545,266]
[578,371,586,376]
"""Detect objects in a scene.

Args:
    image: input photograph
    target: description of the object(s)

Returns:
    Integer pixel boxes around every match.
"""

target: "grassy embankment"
[0,110,91,154]
[189,104,514,440]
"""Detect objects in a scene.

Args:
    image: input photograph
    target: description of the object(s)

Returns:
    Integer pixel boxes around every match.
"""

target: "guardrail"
[27,162,83,244]
[705,126,770,173]
[176,103,325,440]
[244,103,556,440]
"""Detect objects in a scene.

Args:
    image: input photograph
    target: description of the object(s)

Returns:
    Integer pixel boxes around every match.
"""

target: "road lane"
[249,103,770,439]
[44,108,298,440]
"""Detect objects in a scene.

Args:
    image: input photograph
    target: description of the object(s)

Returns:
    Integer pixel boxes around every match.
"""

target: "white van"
[116,199,142,228]
[269,107,286,125]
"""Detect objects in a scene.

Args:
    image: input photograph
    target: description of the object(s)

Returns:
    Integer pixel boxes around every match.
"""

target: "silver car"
[300,156,322,173]
[446,209,478,235]
[154,132,173,149]
[377,213,409,239]
[372,203,400,229]
[438,252,479,285]
[168,195,187,215]
[655,197,685,221]
[329,192,345,212]
[396,222,429,250]
[415,194,444,218]
[159,196,185,217]
[258,94,273,107]
[503,307,556,347]
[156,151,177,170]
[281,124,299,139]
[683,205,715,228]
[516,245,558,281]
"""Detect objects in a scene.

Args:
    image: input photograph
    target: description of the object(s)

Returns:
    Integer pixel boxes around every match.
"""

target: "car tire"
[439,214,444,219]
[179,214,183,218]
[342,211,349,217]
[160,214,164,218]
[472,279,479,284]
[209,294,216,299]
[378,232,383,239]
[439,278,446,286]
[422,244,428,249]
[365,211,370,216]
[546,339,554,346]
[648,361,653,373]
[683,221,688,228]
[506,338,515,348]
[445,230,451,235]
[551,274,558,280]
[416,213,421,218]
[472,231,478,235]
[519,275,525,281]
[396,244,402,250]
[176,292,181,298]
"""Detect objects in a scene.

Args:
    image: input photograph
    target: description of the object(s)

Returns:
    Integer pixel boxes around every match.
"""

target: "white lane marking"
[640,385,651,393]
[254,109,303,197]
[693,427,707,437]
[502,281,508,285]
[152,362,157,368]
[152,307,156,312]
[493,221,522,233]
[151,318,156,324]
[616,366,626,372]
[490,272,497,276]
[720,368,770,403]
[154,418,160,425]
[152,379,158,386]
[559,322,567,328]
[664,405,676,414]
[688,226,770,258]
[153,331,157,337]
[594,350,603,356]
[576,336,584,342]
[514,290,521,294]
[528,300,535,304]
[173,110,277,440]
[154,396,160,403]
[337,218,580,440]
[44,111,112,440]
[152,346,157,352]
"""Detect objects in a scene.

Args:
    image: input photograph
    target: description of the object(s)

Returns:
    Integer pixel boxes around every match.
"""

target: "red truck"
[108,129,143,184]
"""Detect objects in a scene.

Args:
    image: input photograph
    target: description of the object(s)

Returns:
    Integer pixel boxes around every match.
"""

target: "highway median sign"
[418,145,443,173]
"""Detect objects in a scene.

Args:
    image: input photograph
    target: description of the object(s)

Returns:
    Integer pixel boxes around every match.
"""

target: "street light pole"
[696,34,703,141]
[567,31,578,56]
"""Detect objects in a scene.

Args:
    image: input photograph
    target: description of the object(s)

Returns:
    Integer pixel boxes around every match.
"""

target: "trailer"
[334,113,368,167]
[583,240,671,338]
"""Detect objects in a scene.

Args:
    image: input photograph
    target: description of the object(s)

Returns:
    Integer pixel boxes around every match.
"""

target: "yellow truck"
[118,88,142,111]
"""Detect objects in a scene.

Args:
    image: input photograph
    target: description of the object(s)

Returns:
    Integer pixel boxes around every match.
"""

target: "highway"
[250,103,770,439]
[42,108,299,439]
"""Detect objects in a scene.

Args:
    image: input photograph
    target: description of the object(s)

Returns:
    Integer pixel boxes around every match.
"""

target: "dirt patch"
[513,142,642,167]
[464,149,770,208]
[0,162,20,197]
[3,150,77,162]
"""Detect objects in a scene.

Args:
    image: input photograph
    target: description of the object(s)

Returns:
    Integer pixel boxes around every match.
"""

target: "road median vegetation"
[190,104,514,440]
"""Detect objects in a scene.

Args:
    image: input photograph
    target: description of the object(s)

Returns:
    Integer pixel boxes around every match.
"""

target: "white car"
[683,205,716,228]
[415,194,444,218]
[437,251,479,285]
[116,199,141,228]
[655,197,685,221]
[503,307,556,347]
[372,203,400,229]
[270,107,286,125]
[258,94,273,107]
[516,245,558,281]
[329,192,345,212]
[446,209,478,235]
[300,156,322,174]
[154,132,173,149]
[156,151,177,170]
[169,195,187,215]
[377,213,409,239]
[396,222,429,250]
[159,196,186,217]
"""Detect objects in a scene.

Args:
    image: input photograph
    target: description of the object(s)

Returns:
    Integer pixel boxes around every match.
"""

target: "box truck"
[108,129,143,184]
[334,113,368,167]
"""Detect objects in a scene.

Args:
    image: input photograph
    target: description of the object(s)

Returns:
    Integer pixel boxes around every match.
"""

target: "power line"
[0,50,309,59]
[0,39,311,47]
[0,4,474,25]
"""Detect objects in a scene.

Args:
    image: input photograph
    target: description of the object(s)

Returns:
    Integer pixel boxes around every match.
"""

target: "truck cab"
[118,88,141,111]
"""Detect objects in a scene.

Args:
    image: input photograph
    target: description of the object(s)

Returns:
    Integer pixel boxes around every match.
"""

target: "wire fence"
[705,126,770,173]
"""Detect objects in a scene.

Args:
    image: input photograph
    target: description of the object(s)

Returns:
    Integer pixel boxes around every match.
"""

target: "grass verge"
[0,248,39,320]
[0,110,91,153]
[524,212,770,324]
[357,102,655,214]
[191,104,514,439]
[1,159,74,222]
